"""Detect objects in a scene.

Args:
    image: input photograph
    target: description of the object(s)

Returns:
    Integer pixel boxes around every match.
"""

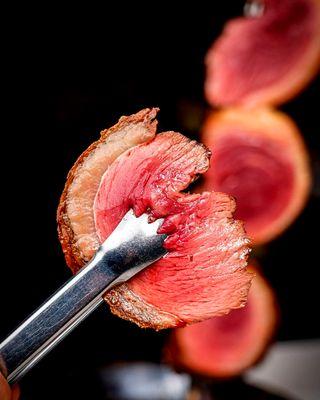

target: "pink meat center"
[213,301,252,343]
[188,300,252,352]
[206,132,294,234]
[93,132,251,323]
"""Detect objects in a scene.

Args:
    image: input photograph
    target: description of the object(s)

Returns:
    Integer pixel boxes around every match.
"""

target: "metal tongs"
[0,210,167,384]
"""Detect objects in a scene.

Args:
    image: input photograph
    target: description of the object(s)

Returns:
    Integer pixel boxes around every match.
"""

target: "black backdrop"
[1,2,319,399]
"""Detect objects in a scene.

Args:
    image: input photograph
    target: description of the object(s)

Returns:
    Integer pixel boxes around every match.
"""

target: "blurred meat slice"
[205,0,320,107]
[199,108,311,245]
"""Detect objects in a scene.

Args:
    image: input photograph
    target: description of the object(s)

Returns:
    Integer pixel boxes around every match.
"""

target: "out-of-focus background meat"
[1,2,319,399]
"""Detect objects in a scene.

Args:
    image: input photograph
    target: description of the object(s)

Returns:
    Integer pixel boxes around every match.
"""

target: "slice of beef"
[205,0,320,107]
[199,108,311,245]
[58,109,252,330]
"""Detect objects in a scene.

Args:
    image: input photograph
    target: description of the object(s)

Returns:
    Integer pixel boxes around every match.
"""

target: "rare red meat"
[199,109,311,244]
[166,264,279,378]
[58,108,252,329]
[205,0,320,107]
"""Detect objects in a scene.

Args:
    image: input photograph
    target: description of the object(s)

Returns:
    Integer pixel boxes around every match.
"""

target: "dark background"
[1,2,319,399]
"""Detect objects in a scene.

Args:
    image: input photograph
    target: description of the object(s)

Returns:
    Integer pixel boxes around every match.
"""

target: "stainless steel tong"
[0,210,167,384]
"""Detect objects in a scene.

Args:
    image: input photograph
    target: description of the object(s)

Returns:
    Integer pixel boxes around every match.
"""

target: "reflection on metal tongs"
[0,210,167,384]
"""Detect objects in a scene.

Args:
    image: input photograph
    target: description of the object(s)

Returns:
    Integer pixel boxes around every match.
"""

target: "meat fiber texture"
[57,108,252,330]
[205,0,320,107]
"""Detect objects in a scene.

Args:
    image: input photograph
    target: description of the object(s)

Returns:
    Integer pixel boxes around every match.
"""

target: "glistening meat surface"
[58,109,252,330]
[95,132,252,327]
